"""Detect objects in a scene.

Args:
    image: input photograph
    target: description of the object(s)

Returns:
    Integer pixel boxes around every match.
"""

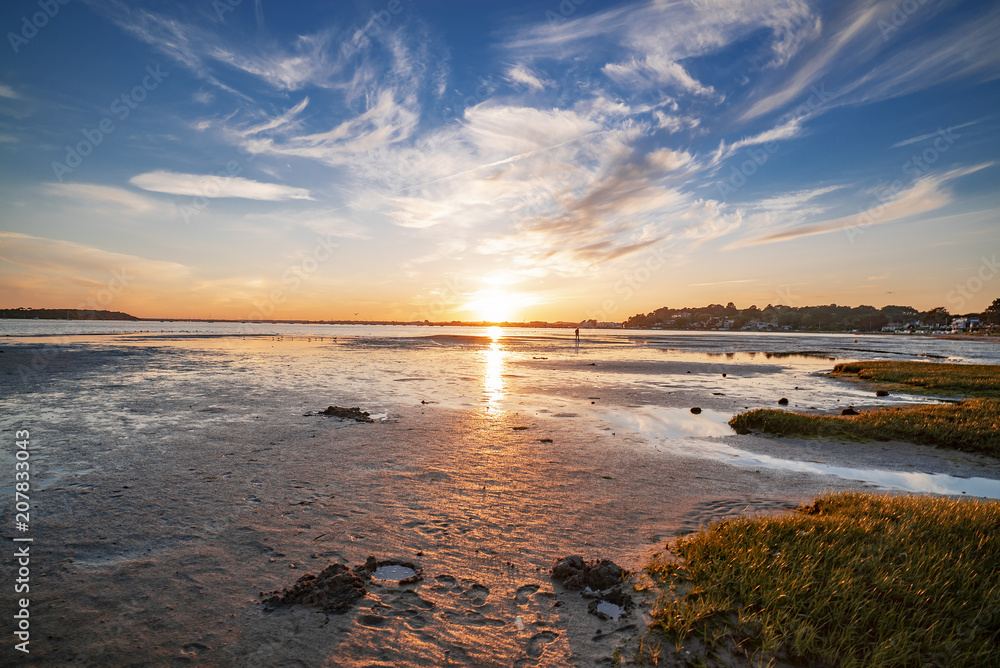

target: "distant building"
[951,317,980,333]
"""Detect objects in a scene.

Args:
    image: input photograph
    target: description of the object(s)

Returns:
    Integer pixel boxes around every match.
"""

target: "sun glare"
[466,291,518,323]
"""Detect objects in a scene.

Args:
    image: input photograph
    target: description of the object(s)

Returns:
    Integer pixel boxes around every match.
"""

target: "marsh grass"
[645,492,1000,667]
[728,399,1000,458]
[830,361,1000,398]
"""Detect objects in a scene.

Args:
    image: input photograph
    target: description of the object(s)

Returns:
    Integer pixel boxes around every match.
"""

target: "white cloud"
[130,171,313,201]
[243,89,419,165]
[240,97,310,137]
[750,185,844,213]
[44,183,159,214]
[507,0,818,79]
[604,55,714,96]
[712,117,804,166]
[890,119,982,148]
[504,64,549,92]
[0,84,21,99]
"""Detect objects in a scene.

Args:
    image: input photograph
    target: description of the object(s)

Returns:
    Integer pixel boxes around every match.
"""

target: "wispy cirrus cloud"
[86,0,350,94]
[741,0,1000,120]
[504,64,550,92]
[44,183,160,214]
[130,171,313,201]
[507,0,819,97]
[890,119,983,148]
[0,84,22,99]
[734,163,995,247]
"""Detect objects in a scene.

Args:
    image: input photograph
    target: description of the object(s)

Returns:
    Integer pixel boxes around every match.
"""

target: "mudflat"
[2,333,998,666]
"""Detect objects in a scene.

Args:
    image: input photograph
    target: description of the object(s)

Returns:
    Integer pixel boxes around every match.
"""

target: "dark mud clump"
[551,556,627,591]
[262,557,378,614]
[552,556,634,620]
[316,406,374,422]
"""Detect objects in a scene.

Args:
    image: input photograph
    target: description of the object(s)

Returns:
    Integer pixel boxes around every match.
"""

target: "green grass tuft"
[646,492,1000,667]
[728,399,1000,458]
[830,361,1000,398]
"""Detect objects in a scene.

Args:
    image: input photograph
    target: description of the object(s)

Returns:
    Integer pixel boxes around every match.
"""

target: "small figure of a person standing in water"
[575,327,580,343]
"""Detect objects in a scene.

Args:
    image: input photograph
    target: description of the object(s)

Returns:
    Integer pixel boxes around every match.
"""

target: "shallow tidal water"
[3,322,997,499]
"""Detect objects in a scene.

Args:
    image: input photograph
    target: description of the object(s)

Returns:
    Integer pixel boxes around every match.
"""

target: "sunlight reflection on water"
[483,340,507,410]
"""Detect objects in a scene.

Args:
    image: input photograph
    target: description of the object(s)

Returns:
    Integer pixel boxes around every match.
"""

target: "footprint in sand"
[396,590,435,610]
[443,610,505,627]
[358,614,387,627]
[180,642,209,656]
[458,581,490,607]
[526,631,558,659]
[514,584,539,605]
[432,574,459,591]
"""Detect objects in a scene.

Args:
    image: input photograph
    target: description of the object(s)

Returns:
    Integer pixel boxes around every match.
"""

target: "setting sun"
[465,291,519,322]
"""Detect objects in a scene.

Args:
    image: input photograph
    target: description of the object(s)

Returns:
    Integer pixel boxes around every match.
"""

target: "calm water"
[3,320,999,364]
[2,321,998,497]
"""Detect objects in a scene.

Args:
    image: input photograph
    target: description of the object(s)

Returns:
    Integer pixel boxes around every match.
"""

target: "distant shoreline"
[3,314,997,336]
[2,308,994,336]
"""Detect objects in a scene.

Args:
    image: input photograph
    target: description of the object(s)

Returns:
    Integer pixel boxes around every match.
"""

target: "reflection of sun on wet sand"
[2,330,999,666]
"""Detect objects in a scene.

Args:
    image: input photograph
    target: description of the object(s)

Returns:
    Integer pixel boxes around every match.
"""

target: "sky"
[1,0,998,322]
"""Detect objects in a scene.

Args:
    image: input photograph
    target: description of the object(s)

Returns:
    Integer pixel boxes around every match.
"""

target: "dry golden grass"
[645,492,1000,667]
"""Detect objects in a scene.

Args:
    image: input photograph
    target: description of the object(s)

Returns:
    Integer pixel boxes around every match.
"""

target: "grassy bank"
[830,360,1000,398]
[643,492,1000,667]
[729,361,1000,458]
[729,399,1000,458]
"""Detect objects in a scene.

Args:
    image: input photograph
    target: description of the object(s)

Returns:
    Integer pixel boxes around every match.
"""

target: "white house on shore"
[951,317,980,333]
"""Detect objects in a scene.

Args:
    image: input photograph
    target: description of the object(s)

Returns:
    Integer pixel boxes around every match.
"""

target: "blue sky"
[1,0,998,321]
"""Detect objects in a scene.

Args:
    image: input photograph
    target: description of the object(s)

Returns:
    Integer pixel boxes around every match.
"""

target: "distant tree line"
[624,300,1000,332]
[1,308,138,321]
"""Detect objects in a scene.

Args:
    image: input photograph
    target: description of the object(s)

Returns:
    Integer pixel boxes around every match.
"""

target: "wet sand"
[2,334,998,666]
